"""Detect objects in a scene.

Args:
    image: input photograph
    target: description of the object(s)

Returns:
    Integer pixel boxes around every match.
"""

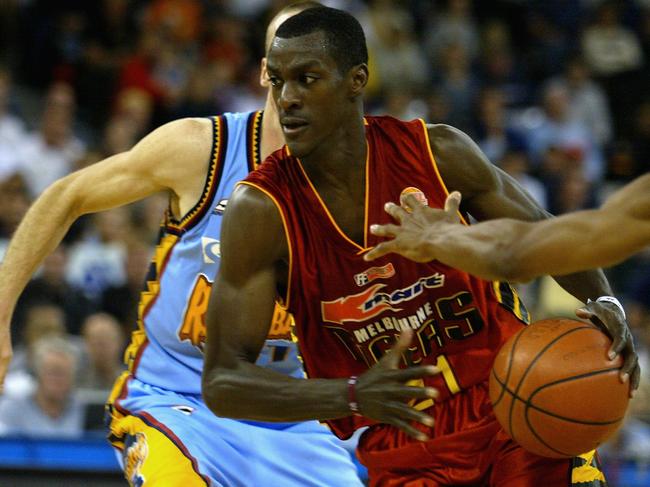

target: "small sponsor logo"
[354,263,395,286]
[201,237,221,263]
[400,187,428,210]
[213,199,228,215]
[172,405,195,415]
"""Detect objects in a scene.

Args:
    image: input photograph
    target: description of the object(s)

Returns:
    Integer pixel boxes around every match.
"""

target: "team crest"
[354,263,396,286]
[400,187,428,210]
[123,432,148,487]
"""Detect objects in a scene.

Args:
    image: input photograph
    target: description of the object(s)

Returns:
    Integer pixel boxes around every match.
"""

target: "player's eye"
[300,74,318,85]
[268,75,282,87]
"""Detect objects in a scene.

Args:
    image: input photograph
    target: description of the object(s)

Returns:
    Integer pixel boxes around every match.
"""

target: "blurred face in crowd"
[82,314,124,367]
[24,305,66,347]
[37,350,76,404]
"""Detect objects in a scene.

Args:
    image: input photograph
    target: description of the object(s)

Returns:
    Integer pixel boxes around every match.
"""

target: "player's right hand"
[355,329,440,441]
[0,326,12,394]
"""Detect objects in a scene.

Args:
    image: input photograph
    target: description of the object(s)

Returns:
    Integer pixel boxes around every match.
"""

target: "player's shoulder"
[424,123,475,156]
[424,123,495,188]
[229,182,280,217]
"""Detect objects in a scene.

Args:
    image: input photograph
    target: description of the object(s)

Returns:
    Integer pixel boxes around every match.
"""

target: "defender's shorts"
[358,382,607,487]
[107,373,363,487]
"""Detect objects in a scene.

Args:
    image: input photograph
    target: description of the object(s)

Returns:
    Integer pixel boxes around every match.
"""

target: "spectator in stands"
[559,56,613,147]
[16,82,86,197]
[78,313,125,392]
[0,67,27,183]
[65,208,130,302]
[525,81,604,183]
[0,336,84,438]
[100,240,151,331]
[363,0,429,94]
[498,150,547,210]
[475,87,528,165]
[434,41,479,131]
[13,246,94,336]
[424,0,478,65]
[582,1,644,78]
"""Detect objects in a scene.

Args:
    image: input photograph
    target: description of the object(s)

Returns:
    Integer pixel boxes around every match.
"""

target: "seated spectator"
[78,313,126,392]
[13,245,94,336]
[65,208,130,302]
[100,241,151,331]
[0,67,27,182]
[0,336,84,438]
[525,82,604,183]
[16,82,86,197]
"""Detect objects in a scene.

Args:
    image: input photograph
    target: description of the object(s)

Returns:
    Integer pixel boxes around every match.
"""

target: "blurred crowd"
[0,0,648,472]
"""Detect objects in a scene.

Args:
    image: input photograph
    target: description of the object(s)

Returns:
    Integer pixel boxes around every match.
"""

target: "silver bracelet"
[594,296,626,320]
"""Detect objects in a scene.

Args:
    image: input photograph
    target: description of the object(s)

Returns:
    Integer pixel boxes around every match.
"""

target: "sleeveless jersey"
[123,111,303,395]
[243,115,530,439]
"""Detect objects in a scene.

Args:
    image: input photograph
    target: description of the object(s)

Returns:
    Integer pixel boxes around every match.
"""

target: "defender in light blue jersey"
[0,3,362,486]
[107,110,361,486]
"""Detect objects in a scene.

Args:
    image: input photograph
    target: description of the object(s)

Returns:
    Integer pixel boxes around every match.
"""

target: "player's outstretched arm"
[0,118,213,389]
[424,124,639,390]
[202,184,439,440]
[369,187,650,282]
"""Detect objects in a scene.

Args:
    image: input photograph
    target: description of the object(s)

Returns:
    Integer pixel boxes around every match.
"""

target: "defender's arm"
[0,118,213,385]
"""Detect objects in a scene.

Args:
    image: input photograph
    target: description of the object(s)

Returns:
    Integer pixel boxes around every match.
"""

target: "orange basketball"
[489,318,629,458]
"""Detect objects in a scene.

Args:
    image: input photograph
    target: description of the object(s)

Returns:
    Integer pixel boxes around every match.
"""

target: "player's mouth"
[281,117,309,137]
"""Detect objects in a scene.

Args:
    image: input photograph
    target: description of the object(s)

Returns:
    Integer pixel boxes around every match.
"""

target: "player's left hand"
[364,192,462,262]
[576,301,640,397]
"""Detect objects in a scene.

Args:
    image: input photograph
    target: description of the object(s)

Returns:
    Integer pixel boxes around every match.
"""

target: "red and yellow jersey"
[242,115,529,439]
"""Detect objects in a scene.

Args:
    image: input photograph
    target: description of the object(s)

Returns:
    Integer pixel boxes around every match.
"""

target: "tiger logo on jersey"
[400,187,428,211]
[123,432,148,487]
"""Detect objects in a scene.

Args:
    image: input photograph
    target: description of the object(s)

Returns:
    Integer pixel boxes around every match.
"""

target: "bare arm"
[369,175,650,281]
[202,185,438,439]
[374,125,639,389]
[428,124,612,302]
[0,118,212,384]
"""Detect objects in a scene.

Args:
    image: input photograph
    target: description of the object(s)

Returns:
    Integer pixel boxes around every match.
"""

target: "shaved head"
[265,1,322,53]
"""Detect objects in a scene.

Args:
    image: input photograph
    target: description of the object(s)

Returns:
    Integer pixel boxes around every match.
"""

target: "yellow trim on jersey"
[363,140,370,249]
[110,415,208,487]
[294,145,371,252]
[251,111,263,169]
[492,281,503,302]
[418,119,468,226]
[572,451,606,484]
[236,181,294,312]
[123,233,179,369]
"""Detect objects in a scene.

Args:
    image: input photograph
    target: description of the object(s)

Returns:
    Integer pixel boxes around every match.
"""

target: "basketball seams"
[491,327,526,408]
[506,325,593,444]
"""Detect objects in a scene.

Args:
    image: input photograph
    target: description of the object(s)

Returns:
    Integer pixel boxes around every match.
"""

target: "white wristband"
[595,296,626,320]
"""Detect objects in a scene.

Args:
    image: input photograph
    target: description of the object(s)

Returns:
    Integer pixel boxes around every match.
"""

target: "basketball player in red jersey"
[203,7,637,486]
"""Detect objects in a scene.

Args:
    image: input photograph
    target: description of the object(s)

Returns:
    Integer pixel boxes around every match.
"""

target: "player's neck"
[260,93,284,161]
[300,115,367,186]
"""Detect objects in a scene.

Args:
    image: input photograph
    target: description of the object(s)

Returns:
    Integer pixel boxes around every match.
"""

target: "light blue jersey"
[108,112,363,486]
[124,111,302,394]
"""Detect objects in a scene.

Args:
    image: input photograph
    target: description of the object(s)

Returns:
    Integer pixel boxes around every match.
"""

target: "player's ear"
[348,64,368,99]
[260,58,270,88]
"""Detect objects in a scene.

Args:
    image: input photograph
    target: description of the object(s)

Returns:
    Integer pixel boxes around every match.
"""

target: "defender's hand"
[576,301,640,396]
[365,192,462,262]
[355,329,440,441]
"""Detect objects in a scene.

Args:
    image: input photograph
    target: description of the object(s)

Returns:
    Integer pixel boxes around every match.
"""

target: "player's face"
[266,31,352,158]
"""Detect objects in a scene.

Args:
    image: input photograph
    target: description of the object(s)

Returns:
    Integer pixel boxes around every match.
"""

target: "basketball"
[489,318,630,458]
